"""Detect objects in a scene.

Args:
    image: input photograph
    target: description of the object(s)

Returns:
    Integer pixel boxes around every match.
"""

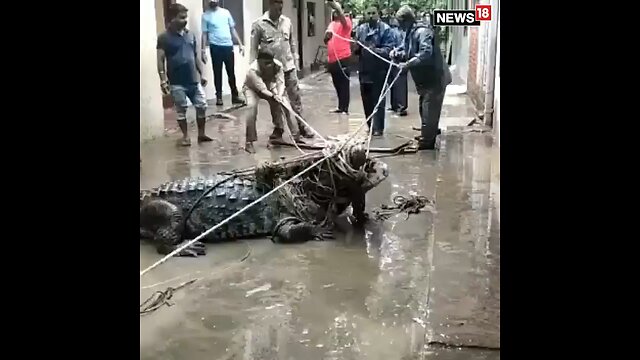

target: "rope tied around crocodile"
[373,195,434,221]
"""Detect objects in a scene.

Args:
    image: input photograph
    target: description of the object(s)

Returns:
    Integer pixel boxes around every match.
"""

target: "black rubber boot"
[231,96,245,105]
[269,128,284,141]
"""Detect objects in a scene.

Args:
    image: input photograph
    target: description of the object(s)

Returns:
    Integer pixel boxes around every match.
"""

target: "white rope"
[276,97,327,142]
[366,62,394,157]
[338,63,403,153]
[329,30,402,69]
[279,97,308,155]
[140,153,335,277]
[328,33,351,82]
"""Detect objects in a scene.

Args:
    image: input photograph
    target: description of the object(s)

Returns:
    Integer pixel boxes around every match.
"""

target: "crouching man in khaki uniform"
[243,48,302,153]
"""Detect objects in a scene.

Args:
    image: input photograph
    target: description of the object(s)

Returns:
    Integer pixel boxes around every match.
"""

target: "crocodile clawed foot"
[273,221,317,243]
[287,223,316,243]
[175,241,207,257]
[349,212,370,228]
[313,229,335,241]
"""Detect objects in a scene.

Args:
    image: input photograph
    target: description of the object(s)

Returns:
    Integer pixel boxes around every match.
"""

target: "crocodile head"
[362,158,389,192]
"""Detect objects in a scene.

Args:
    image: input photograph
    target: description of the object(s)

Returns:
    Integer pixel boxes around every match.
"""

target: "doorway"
[296,0,304,70]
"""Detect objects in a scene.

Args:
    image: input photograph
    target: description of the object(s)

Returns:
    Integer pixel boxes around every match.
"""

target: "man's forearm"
[289,24,298,63]
[231,28,243,47]
[328,1,347,27]
[249,25,260,62]
[246,71,270,95]
[201,32,209,50]
[275,82,285,97]
[157,54,167,81]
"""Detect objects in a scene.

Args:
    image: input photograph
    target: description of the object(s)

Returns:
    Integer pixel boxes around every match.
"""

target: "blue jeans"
[170,83,207,121]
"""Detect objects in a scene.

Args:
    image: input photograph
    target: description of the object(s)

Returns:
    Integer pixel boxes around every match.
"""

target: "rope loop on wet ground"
[140,279,197,315]
[373,194,434,221]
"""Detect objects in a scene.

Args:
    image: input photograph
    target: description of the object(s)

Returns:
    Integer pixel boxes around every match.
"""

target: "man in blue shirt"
[201,0,245,106]
[157,3,212,147]
[354,5,395,136]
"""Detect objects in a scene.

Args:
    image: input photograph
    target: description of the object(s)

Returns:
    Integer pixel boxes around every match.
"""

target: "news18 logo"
[433,4,491,26]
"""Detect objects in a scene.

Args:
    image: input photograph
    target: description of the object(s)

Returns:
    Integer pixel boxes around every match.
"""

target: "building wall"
[141,0,165,142]
[467,26,481,107]
[300,0,328,70]
[448,0,469,84]
[155,0,165,35]
[493,11,500,147]
[467,0,491,110]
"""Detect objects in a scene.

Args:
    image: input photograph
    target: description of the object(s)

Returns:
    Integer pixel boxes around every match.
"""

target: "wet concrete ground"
[140,71,500,359]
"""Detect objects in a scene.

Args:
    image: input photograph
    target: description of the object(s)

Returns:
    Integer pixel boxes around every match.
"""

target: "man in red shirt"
[324,1,352,114]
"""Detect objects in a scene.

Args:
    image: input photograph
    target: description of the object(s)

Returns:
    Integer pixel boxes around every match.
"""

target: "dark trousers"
[209,45,239,98]
[328,61,351,112]
[418,85,447,146]
[390,68,408,111]
[360,80,386,132]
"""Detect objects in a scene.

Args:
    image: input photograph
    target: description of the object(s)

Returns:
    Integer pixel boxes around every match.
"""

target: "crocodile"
[140,151,389,257]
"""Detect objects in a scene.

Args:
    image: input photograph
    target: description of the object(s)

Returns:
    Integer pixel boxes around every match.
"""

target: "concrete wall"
[299,0,328,70]
[493,11,500,147]
[467,0,491,110]
[448,0,469,85]
[141,0,165,142]
[155,0,166,34]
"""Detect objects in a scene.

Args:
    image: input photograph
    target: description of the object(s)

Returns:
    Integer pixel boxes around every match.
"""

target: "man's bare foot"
[244,142,256,154]
[197,135,214,143]
[177,137,191,147]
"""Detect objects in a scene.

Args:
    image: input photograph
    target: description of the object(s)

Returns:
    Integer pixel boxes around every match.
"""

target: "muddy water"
[140,74,499,359]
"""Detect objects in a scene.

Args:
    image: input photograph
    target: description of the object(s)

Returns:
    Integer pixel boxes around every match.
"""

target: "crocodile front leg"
[271,217,318,244]
[349,185,369,227]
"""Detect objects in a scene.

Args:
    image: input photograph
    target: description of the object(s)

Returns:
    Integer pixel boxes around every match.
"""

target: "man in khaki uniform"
[250,0,314,139]
[243,49,301,154]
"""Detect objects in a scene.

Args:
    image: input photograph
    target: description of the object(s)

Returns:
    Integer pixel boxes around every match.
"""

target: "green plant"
[341,0,447,16]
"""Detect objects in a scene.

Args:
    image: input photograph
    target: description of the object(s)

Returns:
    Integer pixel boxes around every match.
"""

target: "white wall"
[300,0,327,69]
[154,0,165,34]
[476,0,490,94]
[493,13,500,148]
[449,0,469,84]
[140,0,165,142]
